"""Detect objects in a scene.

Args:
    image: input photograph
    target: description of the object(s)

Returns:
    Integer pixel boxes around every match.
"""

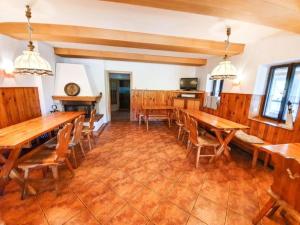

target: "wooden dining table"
[182,109,249,161]
[0,111,84,195]
[142,105,174,131]
[253,143,300,224]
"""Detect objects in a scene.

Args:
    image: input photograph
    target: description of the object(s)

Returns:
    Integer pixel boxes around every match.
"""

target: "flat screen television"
[180,78,198,90]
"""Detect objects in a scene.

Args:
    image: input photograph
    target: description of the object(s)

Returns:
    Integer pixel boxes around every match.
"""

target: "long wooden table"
[261,143,300,162]
[0,111,84,195]
[253,143,300,224]
[183,109,249,161]
[142,105,174,131]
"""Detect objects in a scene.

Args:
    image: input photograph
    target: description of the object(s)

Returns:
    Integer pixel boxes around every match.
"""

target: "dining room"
[1,1,300,225]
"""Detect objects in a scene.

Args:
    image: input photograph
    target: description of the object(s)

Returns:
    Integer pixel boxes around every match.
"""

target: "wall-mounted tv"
[180,78,198,91]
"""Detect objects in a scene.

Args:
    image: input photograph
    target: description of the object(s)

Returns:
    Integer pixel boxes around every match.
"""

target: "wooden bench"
[232,136,271,168]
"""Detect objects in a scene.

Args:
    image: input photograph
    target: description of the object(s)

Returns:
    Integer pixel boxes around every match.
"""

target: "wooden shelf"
[52,96,101,102]
[173,90,204,94]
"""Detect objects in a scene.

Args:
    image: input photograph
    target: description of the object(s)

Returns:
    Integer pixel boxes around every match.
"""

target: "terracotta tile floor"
[0,122,286,225]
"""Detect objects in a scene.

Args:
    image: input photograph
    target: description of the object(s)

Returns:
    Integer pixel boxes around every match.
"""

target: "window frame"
[211,80,224,97]
[262,63,300,121]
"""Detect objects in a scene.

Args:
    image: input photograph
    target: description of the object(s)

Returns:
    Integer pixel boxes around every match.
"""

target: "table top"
[183,109,249,130]
[262,143,300,162]
[142,105,174,110]
[0,112,84,149]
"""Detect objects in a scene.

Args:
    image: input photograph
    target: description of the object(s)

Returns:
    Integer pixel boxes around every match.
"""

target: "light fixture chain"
[26,5,34,51]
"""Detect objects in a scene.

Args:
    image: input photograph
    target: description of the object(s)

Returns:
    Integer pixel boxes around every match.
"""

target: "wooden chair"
[82,109,96,151]
[253,152,300,224]
[45,115,86,168]
[174,109,184,140]
[69,115,86,168]
[17,123,74,199]
[181,112,191,146]
[187,118,219,168]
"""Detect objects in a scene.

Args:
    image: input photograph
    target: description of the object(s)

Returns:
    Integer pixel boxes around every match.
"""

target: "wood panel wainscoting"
[130,89,204,121]
[201,93,300,144]
[0,87,41,129]
[131,90,300,144]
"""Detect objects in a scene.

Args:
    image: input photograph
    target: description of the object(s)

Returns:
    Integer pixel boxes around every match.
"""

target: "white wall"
[0,35,56,115]
[200,32,300,94]
[56,57,198,122]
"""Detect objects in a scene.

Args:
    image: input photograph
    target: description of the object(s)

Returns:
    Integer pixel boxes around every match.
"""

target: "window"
[211,80,224,97]
[263,63,300,121]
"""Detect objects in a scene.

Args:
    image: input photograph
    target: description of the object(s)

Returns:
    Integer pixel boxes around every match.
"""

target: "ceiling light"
[210,27,237,80]
[14,5,53,76]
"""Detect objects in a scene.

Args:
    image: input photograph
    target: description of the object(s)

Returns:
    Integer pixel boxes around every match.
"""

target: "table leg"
[0,147,22,195]
[0,147,37,196]
[211,129,236,162]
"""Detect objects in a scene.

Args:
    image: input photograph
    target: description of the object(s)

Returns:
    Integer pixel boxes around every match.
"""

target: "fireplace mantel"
[52,95,101,102]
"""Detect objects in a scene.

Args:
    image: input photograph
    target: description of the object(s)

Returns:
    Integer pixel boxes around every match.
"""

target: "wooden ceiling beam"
[54,48,207,66]
[0,22,244,56]
[102,0,300,34]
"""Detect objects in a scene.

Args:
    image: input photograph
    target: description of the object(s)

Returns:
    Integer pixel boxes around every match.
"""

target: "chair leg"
[264,153,270,168]
[64,158,75,177]
[186,140,190,150]
[196,147,201,168]
[177,126,182,140]
[252,149,259,169]
[92,133,96,145]
[87,134,92,151]
[252,198,277,225]
[21,168,29,200]
[72,146,78,168]
[50,166,59,195]
[79,141,86,158]
[186,142,192,158]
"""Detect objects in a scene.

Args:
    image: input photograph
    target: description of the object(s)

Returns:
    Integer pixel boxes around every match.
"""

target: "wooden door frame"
[105,70,132,122]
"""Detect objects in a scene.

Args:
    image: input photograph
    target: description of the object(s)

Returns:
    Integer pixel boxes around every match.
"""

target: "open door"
[108,72,131,122]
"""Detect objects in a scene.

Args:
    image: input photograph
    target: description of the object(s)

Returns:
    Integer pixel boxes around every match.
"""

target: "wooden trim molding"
[52,96,101,102]
[0,22,244,56]
[103,0,300,34]
[54,48,207,66]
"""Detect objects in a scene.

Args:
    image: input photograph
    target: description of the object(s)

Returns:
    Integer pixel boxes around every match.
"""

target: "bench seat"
[232,136,271,168]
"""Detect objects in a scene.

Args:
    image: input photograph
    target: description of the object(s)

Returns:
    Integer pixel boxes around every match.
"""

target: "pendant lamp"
[14,5,53,76]
[210,27,237,80]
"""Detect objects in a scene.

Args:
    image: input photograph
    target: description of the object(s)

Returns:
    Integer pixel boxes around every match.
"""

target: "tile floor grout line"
[36,195,51,225]
[184,173,208,225]
[72,189,104,225]
[223,177,231,225]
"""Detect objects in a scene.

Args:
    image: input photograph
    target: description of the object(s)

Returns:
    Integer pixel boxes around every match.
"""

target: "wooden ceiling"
[0,23,244,56]
[103,0,300,34]
[55,48,207,66]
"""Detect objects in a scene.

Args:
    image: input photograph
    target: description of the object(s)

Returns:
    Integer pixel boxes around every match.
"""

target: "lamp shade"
[210,60,237,80]
[14,50,53,76]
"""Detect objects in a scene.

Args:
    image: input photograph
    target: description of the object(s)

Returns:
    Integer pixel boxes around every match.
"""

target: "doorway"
[108,73,131,121]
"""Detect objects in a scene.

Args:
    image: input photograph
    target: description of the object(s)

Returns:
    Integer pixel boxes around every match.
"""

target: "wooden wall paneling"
[0,88,41,129]
[201,92,300,144]
[130,90,300,144]
[173,98,185,108]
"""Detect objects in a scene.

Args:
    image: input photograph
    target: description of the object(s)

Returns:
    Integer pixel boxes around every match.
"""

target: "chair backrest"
[189,117,199,145]
[55,123,73,160]
[271,152,300,212]
[71,115,85,144]
[89,109,96,129]
[175,109,182,123]
[182,112,190,130]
